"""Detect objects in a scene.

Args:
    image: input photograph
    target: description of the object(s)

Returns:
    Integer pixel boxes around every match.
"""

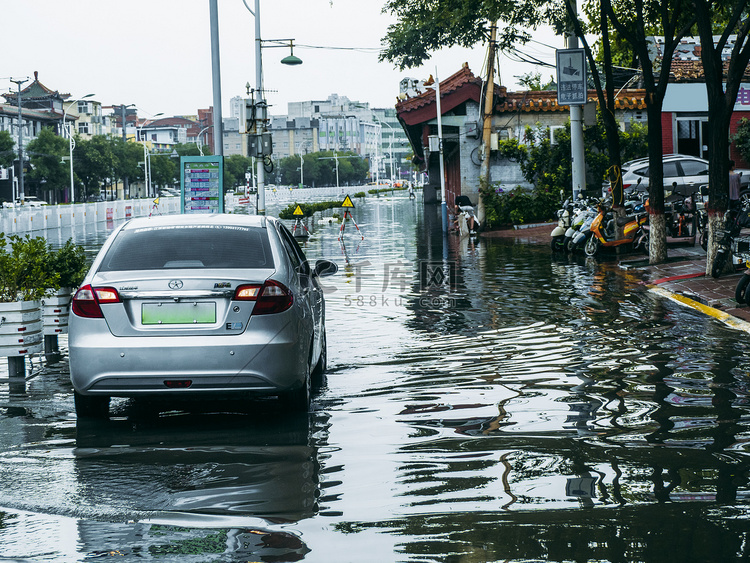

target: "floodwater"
[1,195,750,562]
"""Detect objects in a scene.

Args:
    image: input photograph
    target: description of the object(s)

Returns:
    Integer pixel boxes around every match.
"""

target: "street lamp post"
[138,112,163,198]
[297,140,310,188]
[197,125,212,156]
[10,77,29,204]
[63,93,95,203]
[428,70,448,233]
[242,0,302,215]
[372,114,396,187]
[118,103,136,198]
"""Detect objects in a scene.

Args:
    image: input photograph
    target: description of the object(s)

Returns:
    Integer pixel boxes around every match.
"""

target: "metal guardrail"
[0,197,180,235]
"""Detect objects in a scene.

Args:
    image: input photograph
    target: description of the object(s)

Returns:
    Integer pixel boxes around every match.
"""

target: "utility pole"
[10,77,28,203]
[120,104,134,198]
[209,0,224,157]
[478,22,498,226]
[254,0,266,215]
[434,69,448,233]
[567,2,585,200]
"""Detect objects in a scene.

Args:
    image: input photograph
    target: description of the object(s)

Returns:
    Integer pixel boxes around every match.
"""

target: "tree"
[174,142,211,157]
[110,137,143,198]
[277,156,302,186]
[380,1,633,222]
[602,0,696,263]
[518,71,556,91]
[26,127,68,203]
[692,0,750,274]
[381,1,521,71]
[74,135,115,201]
[0,130,14,169]
[224,154,252,190]
[149,155,177,191]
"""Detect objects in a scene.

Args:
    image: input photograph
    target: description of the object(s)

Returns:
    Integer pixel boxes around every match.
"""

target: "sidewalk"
[619,245,750,332]
[484,224,750,332]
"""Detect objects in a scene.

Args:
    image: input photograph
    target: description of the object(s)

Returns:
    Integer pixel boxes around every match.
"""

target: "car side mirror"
[314,259,338,277]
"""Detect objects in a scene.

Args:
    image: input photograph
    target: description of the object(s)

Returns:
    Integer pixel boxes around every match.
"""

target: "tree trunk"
[706,213,725,275]
[649,212,667,263]
[645,101,667,264]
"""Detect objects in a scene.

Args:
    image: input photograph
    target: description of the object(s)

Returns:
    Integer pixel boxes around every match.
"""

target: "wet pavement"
[2,199,750,562]
[492,223,750,330]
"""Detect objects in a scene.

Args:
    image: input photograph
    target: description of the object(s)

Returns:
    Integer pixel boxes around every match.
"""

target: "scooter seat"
[616,216,635,227]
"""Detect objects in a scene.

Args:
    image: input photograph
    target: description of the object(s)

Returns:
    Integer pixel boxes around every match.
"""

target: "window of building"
[78,122,90,134]
[78,101,90,114]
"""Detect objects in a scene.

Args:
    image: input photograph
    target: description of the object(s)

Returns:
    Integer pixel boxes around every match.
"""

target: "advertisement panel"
[180,156,224,214]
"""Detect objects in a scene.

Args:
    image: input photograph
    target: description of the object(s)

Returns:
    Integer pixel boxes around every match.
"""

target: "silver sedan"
[69,214,337,417]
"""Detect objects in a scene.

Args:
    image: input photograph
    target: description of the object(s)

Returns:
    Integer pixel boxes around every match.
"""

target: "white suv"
[618,154,749,196]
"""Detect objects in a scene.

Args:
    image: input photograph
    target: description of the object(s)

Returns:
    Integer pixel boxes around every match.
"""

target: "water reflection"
[72,407,320,560]
[2,196,750,561]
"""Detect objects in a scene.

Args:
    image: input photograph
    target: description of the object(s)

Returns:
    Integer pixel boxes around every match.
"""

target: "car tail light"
[233,285,262,300]
[234,280,293,314]
[71,285,121,318]
[623,183,633,191]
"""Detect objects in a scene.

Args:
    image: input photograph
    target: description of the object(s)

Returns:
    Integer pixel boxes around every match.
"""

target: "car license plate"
[141,302,216,325]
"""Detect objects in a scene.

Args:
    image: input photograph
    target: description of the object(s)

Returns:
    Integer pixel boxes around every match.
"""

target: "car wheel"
[74,391,110,419]
[282,364,311,412]
[312,331,327,387]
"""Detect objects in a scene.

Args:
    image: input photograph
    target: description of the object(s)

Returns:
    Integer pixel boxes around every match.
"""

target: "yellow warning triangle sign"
[341,195,355,208]
[293,205,304,216]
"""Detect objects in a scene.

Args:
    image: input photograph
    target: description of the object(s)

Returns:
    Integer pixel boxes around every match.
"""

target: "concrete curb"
[647,284,750,334]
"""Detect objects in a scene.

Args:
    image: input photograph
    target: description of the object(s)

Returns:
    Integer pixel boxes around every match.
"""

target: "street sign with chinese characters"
[556,49,587,106]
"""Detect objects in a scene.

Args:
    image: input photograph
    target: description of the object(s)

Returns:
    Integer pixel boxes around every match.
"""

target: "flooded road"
[1,195,750,562]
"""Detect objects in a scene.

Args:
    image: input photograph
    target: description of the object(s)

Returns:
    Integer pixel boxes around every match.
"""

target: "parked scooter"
[562,198,595,251]
[584,196,649,257]
[551,198,575,251]
[711,203,750,278]
[637,187,699,250]
[569,206,598,252]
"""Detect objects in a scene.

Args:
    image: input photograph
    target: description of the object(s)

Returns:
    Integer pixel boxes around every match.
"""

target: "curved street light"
[197,125,213,156]
[242,0,302,215]
[138,112,164,198]
[63,93,95,203]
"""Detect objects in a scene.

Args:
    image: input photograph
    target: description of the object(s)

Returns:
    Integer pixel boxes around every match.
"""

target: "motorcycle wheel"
[565,237,576,252]
[633,231,649,255]
[584,236,599,257]
[711,249,728,279]
[551,236,564,252]
[736,274,750,304]
[700,230,708,251]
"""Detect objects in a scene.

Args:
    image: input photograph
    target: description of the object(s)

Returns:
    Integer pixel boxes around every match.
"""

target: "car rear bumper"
[69,319,309,397]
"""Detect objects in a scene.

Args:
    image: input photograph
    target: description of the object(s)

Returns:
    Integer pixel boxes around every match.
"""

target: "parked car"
[624,154,750,195]
[68,214,338,417]
[18,196,48,207]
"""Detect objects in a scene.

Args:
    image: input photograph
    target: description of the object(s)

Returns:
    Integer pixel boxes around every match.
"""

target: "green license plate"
[142,302,216,325]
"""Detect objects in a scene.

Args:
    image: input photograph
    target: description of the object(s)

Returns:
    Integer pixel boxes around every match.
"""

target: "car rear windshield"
[98,224,274,271]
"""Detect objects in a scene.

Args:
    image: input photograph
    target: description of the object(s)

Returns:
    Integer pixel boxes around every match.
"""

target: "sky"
[2,0,565,119]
